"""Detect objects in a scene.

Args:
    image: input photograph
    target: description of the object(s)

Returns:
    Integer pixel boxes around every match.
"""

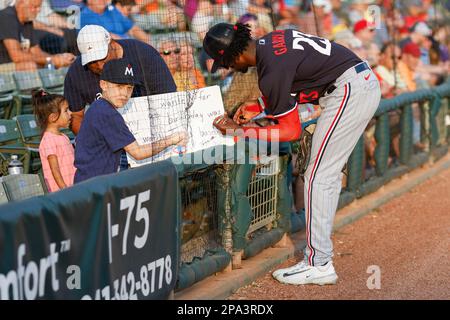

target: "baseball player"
[205,23,381,285]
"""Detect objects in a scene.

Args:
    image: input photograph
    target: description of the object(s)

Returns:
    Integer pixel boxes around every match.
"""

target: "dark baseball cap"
[100,58,142,85]
[203,23,237,73]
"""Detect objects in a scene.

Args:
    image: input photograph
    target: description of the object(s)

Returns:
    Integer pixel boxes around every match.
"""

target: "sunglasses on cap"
[161,48,181,55]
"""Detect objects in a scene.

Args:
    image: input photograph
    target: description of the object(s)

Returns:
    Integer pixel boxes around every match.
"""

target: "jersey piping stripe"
[306,83,351,266]
[272,103,298,118]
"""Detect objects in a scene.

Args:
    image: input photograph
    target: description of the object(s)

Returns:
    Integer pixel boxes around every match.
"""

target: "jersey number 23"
[292,30,331,56]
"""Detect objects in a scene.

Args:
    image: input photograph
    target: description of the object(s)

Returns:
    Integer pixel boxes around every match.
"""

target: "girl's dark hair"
[32,89,66,132]
[222,23,252,68]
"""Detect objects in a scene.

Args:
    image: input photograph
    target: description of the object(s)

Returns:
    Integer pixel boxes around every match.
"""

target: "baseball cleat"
[272,260,308,279]
[274,261,338,286]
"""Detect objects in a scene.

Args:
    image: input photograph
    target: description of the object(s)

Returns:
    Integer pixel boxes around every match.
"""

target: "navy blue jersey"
[74,98,135,183]
[256,29,362,116]
[64,39,177,112]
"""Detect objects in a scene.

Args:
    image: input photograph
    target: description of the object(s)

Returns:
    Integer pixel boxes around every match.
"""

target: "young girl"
[32,89,76,192]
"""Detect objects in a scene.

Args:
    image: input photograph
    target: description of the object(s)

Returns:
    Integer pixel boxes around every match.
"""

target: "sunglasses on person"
[161,48,181,55]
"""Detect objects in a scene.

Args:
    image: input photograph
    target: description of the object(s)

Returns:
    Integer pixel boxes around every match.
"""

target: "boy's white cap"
[77,25,111,66]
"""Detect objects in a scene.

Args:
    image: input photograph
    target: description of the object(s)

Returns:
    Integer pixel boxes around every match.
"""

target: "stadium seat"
[1,174,46,202]
[0,180,8,205]
[13,71,43,116]
[14,115,74,171]
[15,114,41,148]
[0,73,16,119]
[14,115,42,173]
[0,119,33,174]
[38,67,68,94]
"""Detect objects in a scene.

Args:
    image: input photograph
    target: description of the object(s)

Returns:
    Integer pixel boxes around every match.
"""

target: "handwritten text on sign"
[118,86,234,167]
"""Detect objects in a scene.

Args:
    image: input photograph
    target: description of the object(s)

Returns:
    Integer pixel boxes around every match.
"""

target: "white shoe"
[274,261,338,286]
[272,260,308,279]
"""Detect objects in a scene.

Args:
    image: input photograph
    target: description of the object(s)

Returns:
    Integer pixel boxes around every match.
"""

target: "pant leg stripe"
[306,83,351,266]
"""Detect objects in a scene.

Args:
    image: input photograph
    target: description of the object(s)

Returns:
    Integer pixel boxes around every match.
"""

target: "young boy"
[74,58,187,183]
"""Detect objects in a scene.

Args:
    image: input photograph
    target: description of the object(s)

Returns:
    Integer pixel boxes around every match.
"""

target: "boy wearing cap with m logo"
[74,58,187,183]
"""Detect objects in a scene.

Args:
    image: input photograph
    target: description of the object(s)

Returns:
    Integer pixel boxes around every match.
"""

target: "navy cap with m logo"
[100,59,141,85]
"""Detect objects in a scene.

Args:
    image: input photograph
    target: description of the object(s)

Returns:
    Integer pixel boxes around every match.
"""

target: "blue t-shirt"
[74,98,135,183]
[80,5,133,38]
[64,39,177,112]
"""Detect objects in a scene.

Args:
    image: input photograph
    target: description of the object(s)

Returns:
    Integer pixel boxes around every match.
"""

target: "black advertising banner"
[0,160,179,300]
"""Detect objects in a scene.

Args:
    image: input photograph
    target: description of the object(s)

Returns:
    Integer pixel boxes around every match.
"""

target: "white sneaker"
[274,261,338,286]
[272,260,308,279]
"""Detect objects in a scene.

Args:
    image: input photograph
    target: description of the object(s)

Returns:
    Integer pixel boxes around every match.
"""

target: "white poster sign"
[118,86,234,166]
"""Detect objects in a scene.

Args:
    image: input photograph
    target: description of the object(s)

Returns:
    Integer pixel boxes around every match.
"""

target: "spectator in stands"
[247,0,271,18]
[64,25,176,134]
[0,0,75,72]
[0,0,13,10]
[114,0,138,17]
[162,0,187,31]
[158,39,180,75]
[376,42,408,164]
[191,0,232,40]
[33,89,76,192]
[353,18,387,82]
[433,24,450,66]
[333,30,367,61]
[398,42,421,92]
[353,19,375,46]
[191,0,216,40]
[80,0,151,44]
[137,0,186,31]
[228,0,250,19]
[347,0,374,25]
[375,42,408,98]
[237,13,265,39]
[173,41,206,91]
[330,0,349,29]
[399,23,450,84]
[246,0,273,34]
[34,0,79,55]
[398,42,425,151]
[49,0,83,12]
[183,0,199,23]
[278,0,301,27]
[399,21,432,49]
[74,58,187,183]
[400,0,429,30]
[297,0,333,38]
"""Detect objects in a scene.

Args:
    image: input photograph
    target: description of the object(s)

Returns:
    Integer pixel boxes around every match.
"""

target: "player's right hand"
[233,101,261,125]
[172,131,188,147]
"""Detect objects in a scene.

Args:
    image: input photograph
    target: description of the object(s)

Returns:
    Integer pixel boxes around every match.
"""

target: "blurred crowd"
[1,0,449,95]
